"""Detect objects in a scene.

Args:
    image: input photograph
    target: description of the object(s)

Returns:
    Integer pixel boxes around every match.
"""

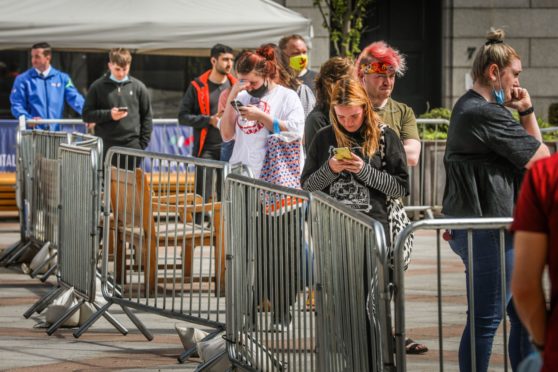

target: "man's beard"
[216,66,230,75]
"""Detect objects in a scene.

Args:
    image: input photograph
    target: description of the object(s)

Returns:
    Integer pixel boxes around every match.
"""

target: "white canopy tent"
[0,0,313,55]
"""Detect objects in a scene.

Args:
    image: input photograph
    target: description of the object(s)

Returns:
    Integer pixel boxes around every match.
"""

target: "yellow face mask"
[289,54,308,72]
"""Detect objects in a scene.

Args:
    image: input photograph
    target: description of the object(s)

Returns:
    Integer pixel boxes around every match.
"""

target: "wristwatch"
[519,106,535,117]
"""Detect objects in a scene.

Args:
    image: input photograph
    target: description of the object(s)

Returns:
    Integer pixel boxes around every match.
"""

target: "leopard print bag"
[378,125,413,271]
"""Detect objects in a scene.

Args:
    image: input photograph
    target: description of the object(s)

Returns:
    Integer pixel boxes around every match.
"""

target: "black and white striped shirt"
[301,124,409,227]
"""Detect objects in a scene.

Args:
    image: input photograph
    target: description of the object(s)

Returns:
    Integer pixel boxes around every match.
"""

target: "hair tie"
[485,39,503,46]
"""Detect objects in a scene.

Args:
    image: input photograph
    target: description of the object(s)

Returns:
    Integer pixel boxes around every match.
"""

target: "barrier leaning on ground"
[97,146,229,363]
[392,218,513,372]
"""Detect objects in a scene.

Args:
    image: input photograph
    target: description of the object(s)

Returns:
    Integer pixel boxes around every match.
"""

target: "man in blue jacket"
[10,42,84,131]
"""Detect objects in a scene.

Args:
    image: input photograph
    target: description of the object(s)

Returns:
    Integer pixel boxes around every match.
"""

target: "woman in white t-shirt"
[220,45,306,332]
[220,45,305,178]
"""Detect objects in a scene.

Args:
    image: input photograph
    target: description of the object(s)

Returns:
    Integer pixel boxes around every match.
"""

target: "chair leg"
[143,242,157,296]
[115,237,126,286]
[182,241,194,282]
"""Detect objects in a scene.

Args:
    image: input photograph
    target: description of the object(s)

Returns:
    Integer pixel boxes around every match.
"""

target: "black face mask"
[248,81,268,98]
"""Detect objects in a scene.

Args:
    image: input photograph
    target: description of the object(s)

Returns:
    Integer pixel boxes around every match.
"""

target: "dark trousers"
[102,142,142,171]
[254,209,304,323]
[195,146,222,202]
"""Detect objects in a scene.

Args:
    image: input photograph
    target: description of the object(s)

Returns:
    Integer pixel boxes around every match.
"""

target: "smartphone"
[117,107,128,112]
[231,100,244,109]
[333,147,352,160]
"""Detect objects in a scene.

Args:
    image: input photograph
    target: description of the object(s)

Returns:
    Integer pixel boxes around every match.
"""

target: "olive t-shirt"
[375,98,419,141]
[442,89,541,217]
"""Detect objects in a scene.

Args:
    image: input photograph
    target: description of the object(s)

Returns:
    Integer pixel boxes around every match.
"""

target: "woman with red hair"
[219,45,305,178]
[219,45,306,332]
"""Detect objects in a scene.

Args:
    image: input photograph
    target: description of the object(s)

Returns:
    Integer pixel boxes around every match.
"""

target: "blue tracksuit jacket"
[10,67,84,131]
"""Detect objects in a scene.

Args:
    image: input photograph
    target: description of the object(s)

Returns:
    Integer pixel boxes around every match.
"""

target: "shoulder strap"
[378,124,387,169]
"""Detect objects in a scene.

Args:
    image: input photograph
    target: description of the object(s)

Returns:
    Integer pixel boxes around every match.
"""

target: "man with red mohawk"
[357,41,427,355]
[356,41,421,166]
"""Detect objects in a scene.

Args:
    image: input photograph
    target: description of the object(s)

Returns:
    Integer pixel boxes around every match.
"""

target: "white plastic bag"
[26,242,52,274]
[45,287,80,327]
[175,324,208,356]
[197,333,231,372]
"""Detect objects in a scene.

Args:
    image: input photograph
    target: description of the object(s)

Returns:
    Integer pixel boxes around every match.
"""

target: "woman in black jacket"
[301,78,408,245]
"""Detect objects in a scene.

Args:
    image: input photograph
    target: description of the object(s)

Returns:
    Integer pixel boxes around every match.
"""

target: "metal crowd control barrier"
[91,147,228,362]
[406,118,449,219]
[310,191,394,372]
[224,174,315,371]
[393,218,513,372]
[3,131,70,275]
[0,118,85,267]
[0,130,33,265]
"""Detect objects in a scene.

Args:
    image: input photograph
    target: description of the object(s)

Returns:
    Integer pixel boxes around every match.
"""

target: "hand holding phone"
[333,147,352,160]
[231,100,244,113]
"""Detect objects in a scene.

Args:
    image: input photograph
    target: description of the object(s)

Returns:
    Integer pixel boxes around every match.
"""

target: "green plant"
[418,107,451,140]
[548,103,558,125]
[418,107,451,121]
[313,0,372,57]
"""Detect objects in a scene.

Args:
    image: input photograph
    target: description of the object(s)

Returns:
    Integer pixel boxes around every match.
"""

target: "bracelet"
[519,106,535,117]
[272,117,280,134]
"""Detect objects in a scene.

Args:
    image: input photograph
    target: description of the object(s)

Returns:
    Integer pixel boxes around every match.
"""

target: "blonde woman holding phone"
[301,78,408,245]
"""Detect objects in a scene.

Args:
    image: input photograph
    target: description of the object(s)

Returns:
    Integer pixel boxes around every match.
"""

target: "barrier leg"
[178,328,222,364]
[120,304,153,341]
[30,251,57,278]
[23,286,64,319]
[46,298,85,336]
[39,263,58,282]
[0,240,25,264]
[73,300,128,338]
[4,241,33,266]
[97,304,128,336]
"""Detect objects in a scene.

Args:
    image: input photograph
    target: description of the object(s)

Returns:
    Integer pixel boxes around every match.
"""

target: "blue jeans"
[448,229,532,372]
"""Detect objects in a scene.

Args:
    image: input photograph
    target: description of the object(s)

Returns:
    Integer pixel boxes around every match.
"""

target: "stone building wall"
[443,0,558,120]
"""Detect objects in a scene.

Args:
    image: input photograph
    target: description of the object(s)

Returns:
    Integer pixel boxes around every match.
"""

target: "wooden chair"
[109,167,223,296]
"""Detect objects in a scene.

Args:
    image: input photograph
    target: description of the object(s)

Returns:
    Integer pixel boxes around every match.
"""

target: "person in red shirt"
[511,153,558,372]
